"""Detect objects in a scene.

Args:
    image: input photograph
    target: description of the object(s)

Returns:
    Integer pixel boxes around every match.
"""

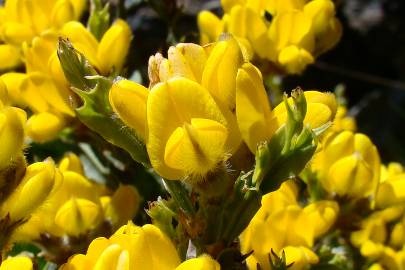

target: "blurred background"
[122,0,405,164]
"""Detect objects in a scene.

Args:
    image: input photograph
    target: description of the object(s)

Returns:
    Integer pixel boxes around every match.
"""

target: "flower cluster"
[0,0,131,143]
[198,0,342,74]
[0,0,403,270]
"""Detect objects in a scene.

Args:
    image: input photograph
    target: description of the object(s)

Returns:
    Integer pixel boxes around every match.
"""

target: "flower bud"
[197,11,223,44]
[26,112,65,143]
[0,106,26,169]
[103,185,140,227]
[109,79,148,140]
[55,197,101,236]
[201,37,243,111]
[0,44,22,71]
[97,19,132,74]
[236,63,278,153]
[51,0,75,28]
[0,161,58,222]
[58,153,84,174]
[304,0,335,36]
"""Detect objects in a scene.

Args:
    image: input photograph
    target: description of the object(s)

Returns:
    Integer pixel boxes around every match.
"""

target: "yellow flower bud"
[0,160,59,222]
[103,185,140,227]
[315,131,380,199]
[0,44,21,71]
[51,0,75,28]
[147,78,236,180]
[0,78,8,105]
[389,222,405,249]
[197,11,224,44]
[55,197,101,236]
[236,62,278,153]
[304,0,335,36]
[0,256,33,270]
[26,112,65,143]
[98,19,132,74]
[109,79,148,140]
[376,174,405,208]
[175,255,220,270]
[0,73,26,106]
[58,153,84,174]
[0,106,26,169]
[167,43,208,83]
[62,222,181,270]
[201,37,243,111]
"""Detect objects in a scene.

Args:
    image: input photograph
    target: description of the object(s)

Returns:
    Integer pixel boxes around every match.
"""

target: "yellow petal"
[327,154,374,198]
[0,107,26,168]
[4,161,56,221]
[0,256,33,270]
[55,198,101,236]
[51,0,75,28]
[58,153,84,174]
[0,73,27,106]
[268,10,314,52]
[283,246,319,270]
[236,63,278,153]
[61,21,100,68]
[147,78,230,180]
[164,118,228,177]
[109,79,148,140]
[197,11,223,44]
[104,185,140,227]
[201,37,243,111]
[26,112,65,143]
[0,44,22,71]
[175,255,220,270]
[278,45,314,74]
[167,43,207,82]
[98,19,132,74]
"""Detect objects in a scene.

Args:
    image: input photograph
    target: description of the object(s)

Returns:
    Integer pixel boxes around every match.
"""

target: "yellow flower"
[147,78,233,180]
[0,92,26,169]
[13,155,139,240]
[109,79,149,141]
[236,64,337,153]
[312,130,380,199]
[0,0,85,45]
[61,19,132,75]
[0,256,33,270]
[62,222,219,270]
[102,185,140,229]
[0,160,61,222]
[241,181,334,270]
[198,0,341,74]
[375,163,405,208]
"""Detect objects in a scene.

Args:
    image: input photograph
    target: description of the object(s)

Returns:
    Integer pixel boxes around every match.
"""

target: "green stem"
[163,180,195,217]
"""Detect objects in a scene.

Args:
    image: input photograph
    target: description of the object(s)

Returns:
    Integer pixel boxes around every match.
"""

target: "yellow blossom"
[62,222,219,270]
[0,256,33,270]
[312,130,380,199]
